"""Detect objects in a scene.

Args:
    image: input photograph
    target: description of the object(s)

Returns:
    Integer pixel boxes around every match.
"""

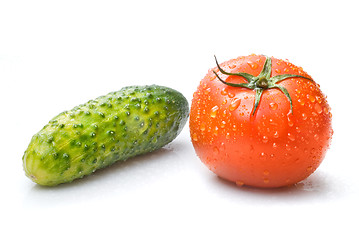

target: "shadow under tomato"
[211,170,339,202]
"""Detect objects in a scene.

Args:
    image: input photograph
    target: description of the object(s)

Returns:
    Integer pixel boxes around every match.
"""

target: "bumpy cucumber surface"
[23,85,189,186]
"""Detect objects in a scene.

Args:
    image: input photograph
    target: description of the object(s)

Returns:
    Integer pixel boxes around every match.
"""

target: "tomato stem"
[213,55,312,115]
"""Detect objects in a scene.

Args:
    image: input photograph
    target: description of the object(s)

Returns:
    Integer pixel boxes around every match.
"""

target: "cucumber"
[23,85,189,186]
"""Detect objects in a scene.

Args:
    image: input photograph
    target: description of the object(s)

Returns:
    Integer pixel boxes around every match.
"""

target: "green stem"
[213,55,312,115]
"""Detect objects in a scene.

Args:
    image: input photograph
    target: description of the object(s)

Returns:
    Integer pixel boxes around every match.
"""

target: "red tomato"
[189,54,333,188]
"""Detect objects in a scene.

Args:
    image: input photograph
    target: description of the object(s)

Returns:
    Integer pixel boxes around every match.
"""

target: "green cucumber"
[23,85,189,186]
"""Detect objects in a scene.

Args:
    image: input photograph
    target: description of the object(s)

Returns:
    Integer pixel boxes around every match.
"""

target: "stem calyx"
[213,55,312,115]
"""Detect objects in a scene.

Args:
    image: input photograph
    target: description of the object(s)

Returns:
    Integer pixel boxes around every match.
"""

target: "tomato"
[189,54,333,188]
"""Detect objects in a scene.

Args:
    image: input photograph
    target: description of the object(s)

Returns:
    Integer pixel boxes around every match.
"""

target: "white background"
[1,0,358,239]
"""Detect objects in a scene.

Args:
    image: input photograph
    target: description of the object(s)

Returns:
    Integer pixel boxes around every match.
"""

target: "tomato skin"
[190,55,333,188]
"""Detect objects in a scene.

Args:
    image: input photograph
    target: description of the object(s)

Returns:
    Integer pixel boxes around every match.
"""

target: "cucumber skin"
[23,85,189,186]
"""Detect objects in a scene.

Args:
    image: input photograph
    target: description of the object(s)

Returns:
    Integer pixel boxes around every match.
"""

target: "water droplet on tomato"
[229,64,236,69]
[192,133,198,142]
[302,113,307,120]
[219,142,226,151]
[288,133,295,141]
[263,170,269,176]
[314,103,323,114]
[222,109,228,117]
[247,61,258,69]
[229,98,241,111]
[298,98,305,106]
[225,132,231,139]
[263,178,270,184]
[308,94,316,103]
[323,107,329,114]
[213,126,219,136]
[310,148,316,155]
[259,152,267,159]
[272,142,278,148]
[210,105,219,118]
[213,146,219,154]
[273,131,279,138]
[314,134,319,141]
[287,113,294,126]
[221,88,228,96]
[220,121,226,128]
[307,166,313,172]
[286,144,291,151]
[228,92,235,98]
[236,180,244,187]
[262,136,269,143]
[269,102,278,110]
[204,87,211,95]
[200,123,206,131]
[288,118,294,127]
[316,95,323,103]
